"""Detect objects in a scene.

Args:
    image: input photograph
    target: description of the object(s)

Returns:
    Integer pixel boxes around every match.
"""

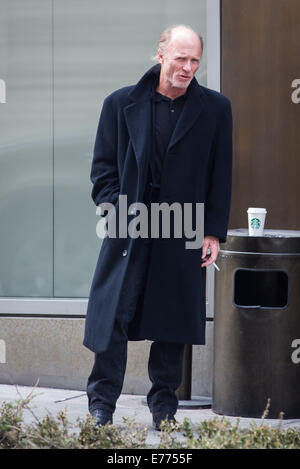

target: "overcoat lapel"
[167,79,206,151]
[123,64,159,177]
[124,99,152,174]
[124,99,153,200]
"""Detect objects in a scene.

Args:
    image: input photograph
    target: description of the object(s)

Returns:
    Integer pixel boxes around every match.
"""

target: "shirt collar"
[150,76,188,103]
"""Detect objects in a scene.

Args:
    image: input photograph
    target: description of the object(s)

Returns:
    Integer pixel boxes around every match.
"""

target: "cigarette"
[213,262,220,271]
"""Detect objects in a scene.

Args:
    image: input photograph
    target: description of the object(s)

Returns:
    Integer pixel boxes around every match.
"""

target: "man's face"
[158,33,202,90]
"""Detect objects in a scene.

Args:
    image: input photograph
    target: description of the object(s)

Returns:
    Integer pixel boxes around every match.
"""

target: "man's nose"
[183,61,192,72]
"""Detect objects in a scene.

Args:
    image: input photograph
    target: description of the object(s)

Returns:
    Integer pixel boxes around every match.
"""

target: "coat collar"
[127,63,204,105]
[128,64,161,102]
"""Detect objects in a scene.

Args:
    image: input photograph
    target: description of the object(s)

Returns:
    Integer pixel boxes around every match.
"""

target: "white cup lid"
[247,207,267,214]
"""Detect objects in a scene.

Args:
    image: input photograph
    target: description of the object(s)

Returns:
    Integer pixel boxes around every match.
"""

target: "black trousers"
[87,238,185,416]
[87,327,185,416]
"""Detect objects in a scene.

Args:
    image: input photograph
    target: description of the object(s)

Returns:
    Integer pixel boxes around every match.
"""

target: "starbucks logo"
[250,217,261,229]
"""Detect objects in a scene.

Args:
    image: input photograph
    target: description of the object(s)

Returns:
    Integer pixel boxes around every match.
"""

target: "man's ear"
[157,49,164,64]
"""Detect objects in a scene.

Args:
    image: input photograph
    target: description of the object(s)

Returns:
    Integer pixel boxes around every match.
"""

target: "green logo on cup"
[250,217,261,229]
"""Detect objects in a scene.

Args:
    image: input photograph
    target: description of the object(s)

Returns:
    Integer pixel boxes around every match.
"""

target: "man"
[83,25,232,430]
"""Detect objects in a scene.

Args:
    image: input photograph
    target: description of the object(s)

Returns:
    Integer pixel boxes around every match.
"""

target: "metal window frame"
[205,0,220,318]
[0,298,87,317]
[206,0,221,93]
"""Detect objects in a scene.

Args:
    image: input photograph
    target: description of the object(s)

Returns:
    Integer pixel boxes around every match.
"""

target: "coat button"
[122,249,127,257]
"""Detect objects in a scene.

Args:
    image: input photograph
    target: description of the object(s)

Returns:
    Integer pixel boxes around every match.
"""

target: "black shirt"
[150,84,187,186]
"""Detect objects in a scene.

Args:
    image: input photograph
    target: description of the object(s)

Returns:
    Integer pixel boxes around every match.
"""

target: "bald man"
[84,25,233,430]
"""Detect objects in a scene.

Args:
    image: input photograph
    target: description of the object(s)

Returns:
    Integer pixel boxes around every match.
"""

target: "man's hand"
[201,236,220,267]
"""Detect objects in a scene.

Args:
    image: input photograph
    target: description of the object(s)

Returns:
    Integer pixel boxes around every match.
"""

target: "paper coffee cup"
[247,208,267,236]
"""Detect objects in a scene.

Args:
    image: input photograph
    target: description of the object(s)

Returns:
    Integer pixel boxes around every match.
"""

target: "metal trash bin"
[212,229,300,419]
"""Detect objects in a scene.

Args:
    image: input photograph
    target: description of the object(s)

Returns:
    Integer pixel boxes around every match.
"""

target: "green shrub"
[0,393,299,449]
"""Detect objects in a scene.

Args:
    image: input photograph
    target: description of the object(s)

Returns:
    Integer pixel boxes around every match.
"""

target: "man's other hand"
[201,236,220,267]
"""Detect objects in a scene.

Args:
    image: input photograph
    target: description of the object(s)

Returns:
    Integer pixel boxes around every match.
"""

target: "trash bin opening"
[233,268,289,309]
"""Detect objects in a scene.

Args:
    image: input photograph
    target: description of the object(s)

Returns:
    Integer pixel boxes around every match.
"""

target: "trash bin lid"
[221,229,300,253]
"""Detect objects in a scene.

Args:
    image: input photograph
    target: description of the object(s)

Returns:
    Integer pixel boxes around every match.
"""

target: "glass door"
[0,0,53,297]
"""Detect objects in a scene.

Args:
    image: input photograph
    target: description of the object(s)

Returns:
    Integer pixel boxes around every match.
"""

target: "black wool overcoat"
[83,64,232,353]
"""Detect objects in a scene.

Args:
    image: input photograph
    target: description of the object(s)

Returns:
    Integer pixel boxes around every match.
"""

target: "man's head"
[156,25,203,92]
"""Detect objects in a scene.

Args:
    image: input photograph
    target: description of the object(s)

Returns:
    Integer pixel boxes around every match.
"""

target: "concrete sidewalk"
[0,384,299,446]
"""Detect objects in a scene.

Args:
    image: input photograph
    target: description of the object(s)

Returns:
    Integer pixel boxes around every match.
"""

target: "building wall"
[222,0,300,232]
[0,317,213,397]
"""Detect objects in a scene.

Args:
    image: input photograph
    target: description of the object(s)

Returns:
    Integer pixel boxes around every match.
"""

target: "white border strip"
[206,0,221,92]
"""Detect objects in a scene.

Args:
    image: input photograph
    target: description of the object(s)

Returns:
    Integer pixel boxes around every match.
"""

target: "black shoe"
[90,408,113,426]
[152,411,176,431]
